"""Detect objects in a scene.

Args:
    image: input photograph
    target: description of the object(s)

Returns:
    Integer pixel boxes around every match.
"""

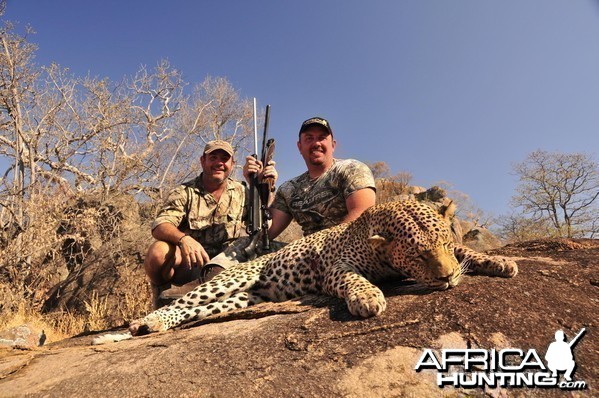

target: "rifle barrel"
[253,98,258,155]
[569,328,586,348]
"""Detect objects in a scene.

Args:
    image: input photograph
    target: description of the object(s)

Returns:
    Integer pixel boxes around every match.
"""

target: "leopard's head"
[368,200,463,290]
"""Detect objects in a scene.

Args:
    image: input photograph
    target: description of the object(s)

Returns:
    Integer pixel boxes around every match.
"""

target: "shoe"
[151,283,170,310]
[199,264,225,283]
[161,264,225,298]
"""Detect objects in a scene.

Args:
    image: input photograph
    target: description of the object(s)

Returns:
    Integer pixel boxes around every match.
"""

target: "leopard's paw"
[346,289,387,318]
[491,257,518,278]
[471,256,518,278]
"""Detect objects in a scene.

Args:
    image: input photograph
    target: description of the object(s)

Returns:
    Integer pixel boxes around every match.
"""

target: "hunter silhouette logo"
[545,328,585,382]
[414,328,587,390]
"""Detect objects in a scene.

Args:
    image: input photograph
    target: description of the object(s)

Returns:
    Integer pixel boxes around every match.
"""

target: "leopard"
[92,200,517,344]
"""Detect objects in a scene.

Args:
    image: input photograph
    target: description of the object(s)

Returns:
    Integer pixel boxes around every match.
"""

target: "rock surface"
[0,325,45,349]
[0,239,597,397]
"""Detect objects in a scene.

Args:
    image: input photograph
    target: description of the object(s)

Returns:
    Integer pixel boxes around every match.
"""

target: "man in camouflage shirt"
[144,140,276,308]
[246,117,376,238]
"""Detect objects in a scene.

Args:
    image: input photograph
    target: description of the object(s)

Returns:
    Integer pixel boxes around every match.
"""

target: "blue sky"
[4,0,599,217]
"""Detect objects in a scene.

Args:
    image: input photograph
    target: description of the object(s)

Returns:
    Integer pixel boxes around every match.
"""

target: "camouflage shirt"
[271,159,375,236]
[151,175,247,257]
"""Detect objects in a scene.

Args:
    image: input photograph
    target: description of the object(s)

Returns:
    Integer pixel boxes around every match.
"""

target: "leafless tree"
[0,21,255,241]
[495,212,556,242]
[511,150,599,238]
[367,161,413,186]
[150,75,254,194]
[368,161,392,179]
[0,21,41,233]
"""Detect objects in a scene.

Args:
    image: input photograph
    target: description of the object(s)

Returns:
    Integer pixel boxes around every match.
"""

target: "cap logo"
[299,117,333,137]
[303,118,328,127]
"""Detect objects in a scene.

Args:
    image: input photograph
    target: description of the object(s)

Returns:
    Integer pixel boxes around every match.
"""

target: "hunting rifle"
[246,101,275,256]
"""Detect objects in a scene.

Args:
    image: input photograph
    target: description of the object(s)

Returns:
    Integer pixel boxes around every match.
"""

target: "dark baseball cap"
[299,117,333,137]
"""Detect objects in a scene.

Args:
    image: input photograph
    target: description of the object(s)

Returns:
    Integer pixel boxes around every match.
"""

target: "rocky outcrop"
[461,223,504,252]
[0,239,596,397]
[0,325,45,349]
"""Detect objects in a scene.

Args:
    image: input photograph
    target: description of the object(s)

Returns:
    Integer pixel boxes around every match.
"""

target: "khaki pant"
[207,233,286,271]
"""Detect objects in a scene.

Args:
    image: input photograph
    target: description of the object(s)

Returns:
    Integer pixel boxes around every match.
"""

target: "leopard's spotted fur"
[127,200,517,336]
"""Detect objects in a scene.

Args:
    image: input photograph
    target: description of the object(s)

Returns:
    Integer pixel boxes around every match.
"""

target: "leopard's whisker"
[459,258,471,275]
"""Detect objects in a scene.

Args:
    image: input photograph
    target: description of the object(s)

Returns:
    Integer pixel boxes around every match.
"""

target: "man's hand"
[243,155,278,184]
[263,160,277,183]
[178,235,210,269]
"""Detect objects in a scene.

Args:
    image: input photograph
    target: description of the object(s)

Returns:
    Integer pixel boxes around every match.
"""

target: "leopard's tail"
[91,331,132,345]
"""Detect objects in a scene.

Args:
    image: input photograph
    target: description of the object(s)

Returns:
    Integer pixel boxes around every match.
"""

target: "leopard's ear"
[438,200,456,221]
[367,235,392,250]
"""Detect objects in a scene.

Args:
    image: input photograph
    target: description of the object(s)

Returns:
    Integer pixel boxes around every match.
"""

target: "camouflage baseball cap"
[203,140,234,157]
[299,117,333,137]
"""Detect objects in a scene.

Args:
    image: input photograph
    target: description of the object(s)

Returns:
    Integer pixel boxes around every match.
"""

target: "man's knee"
[144,241,177,284]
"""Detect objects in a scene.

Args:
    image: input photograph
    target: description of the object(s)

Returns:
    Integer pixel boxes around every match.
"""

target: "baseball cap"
[299,117,333,137]
[203,140,234,157]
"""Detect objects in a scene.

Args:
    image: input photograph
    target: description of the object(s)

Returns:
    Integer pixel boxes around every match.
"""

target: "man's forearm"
[152,223,186,245]
[267,208,293,240]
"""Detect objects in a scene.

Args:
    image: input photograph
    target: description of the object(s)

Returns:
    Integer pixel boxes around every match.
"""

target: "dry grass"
[0,303,76,344]
[0,288,136,343]
[0,191,151,342]
[83,291,110,332]
[115,262,152,321]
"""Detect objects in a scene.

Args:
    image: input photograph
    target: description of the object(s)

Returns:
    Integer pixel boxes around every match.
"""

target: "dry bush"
[376,179,409,203]
[0,190,151,339]
[39,192,152,329]
[0,22,261,340]
[0,191,69,312]
[114,258,152,321]
[494,213,558,243]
